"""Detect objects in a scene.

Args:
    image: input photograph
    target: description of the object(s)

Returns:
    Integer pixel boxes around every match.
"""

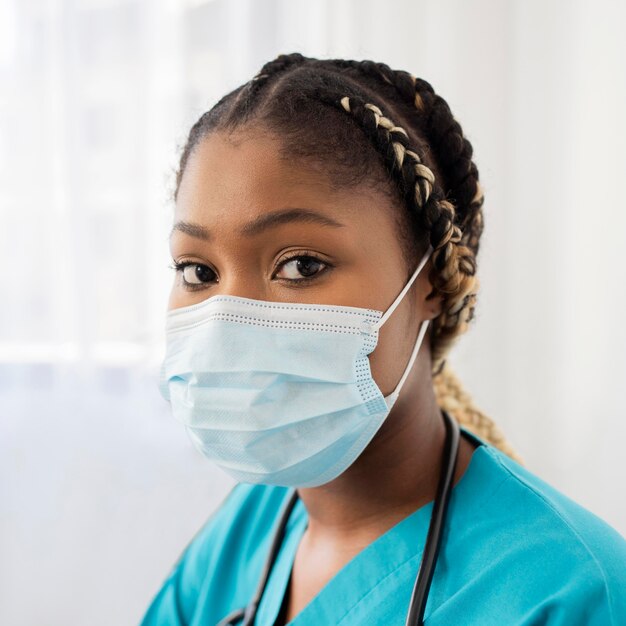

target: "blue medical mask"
[158,245,433,488]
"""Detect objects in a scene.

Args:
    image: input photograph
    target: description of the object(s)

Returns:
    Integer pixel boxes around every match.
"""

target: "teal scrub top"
[139,428,626,625]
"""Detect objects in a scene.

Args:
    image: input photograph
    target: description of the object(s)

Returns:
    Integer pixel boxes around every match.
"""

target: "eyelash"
[168,252,331,291]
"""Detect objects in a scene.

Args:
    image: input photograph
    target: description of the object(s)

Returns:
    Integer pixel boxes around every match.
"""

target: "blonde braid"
[434,361,524,463]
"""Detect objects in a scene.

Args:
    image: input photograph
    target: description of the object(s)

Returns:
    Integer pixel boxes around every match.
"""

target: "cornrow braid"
[174,53,309,198]
[434,361,524,464]
[327,59,485,255]
[242,52,308,106]
[412,77,485,254]
[250,52,307,83]
[172,53,520,462]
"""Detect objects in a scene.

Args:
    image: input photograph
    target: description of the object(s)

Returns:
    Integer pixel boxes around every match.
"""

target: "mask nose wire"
[375,245,434,329]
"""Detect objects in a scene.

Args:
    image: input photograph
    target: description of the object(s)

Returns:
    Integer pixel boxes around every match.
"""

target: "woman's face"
[169,127,438,397]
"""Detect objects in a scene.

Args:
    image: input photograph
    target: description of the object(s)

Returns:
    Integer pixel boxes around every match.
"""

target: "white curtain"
[1,1,625,624]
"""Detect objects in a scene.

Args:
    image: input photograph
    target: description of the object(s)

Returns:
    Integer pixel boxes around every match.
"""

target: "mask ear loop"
[384,317,430,409]
[376,245,434,329]
[374,245,434,409]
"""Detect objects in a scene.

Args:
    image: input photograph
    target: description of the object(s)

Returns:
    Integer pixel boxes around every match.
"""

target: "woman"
[139,53,626,625]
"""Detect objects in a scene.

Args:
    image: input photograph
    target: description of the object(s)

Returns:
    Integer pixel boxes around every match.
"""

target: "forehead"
[174,128,402,243]
[177,129,342,209]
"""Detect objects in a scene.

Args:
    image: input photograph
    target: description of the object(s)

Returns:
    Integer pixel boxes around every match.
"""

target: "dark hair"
[172,52,520,460]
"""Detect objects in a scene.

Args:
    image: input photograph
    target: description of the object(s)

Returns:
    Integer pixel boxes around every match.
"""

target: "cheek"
[167,284,197,311]
[167,289,183,311]
[367,314,415,395]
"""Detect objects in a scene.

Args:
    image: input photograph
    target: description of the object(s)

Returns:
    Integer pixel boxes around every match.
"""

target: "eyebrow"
[170,207,345,241]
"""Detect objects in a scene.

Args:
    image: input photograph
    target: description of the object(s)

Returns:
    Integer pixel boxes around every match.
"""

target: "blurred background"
[1,0,625,624]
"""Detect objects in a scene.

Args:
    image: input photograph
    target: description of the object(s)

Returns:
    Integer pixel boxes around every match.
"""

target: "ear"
[417,259,443,320]
[423,291,444,320]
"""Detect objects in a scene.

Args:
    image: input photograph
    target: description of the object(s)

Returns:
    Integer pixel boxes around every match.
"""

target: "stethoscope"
[217,409,460,626]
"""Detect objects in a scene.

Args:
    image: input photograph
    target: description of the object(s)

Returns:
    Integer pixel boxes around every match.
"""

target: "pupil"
[196,265,213,282]
[297,257,320,277]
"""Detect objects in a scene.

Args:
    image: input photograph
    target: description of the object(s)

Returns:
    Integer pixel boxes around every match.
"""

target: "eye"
[275,254,328,282]
[170,261,217,288]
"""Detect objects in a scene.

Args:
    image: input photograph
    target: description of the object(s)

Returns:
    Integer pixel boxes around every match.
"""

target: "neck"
[296,356,449,542]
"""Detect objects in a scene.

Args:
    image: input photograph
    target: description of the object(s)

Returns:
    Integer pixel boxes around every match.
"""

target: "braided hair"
[173,52,522,463]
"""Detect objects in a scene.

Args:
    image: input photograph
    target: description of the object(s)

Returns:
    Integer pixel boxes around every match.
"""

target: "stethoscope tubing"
[404,409,460,625]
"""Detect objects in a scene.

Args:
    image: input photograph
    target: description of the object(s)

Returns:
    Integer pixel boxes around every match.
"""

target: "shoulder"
[448,435,626,624]
[139,482,289,626]
[483,442,626,565]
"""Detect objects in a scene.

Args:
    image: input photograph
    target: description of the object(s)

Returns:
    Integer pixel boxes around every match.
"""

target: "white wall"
[1,1,624,624]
